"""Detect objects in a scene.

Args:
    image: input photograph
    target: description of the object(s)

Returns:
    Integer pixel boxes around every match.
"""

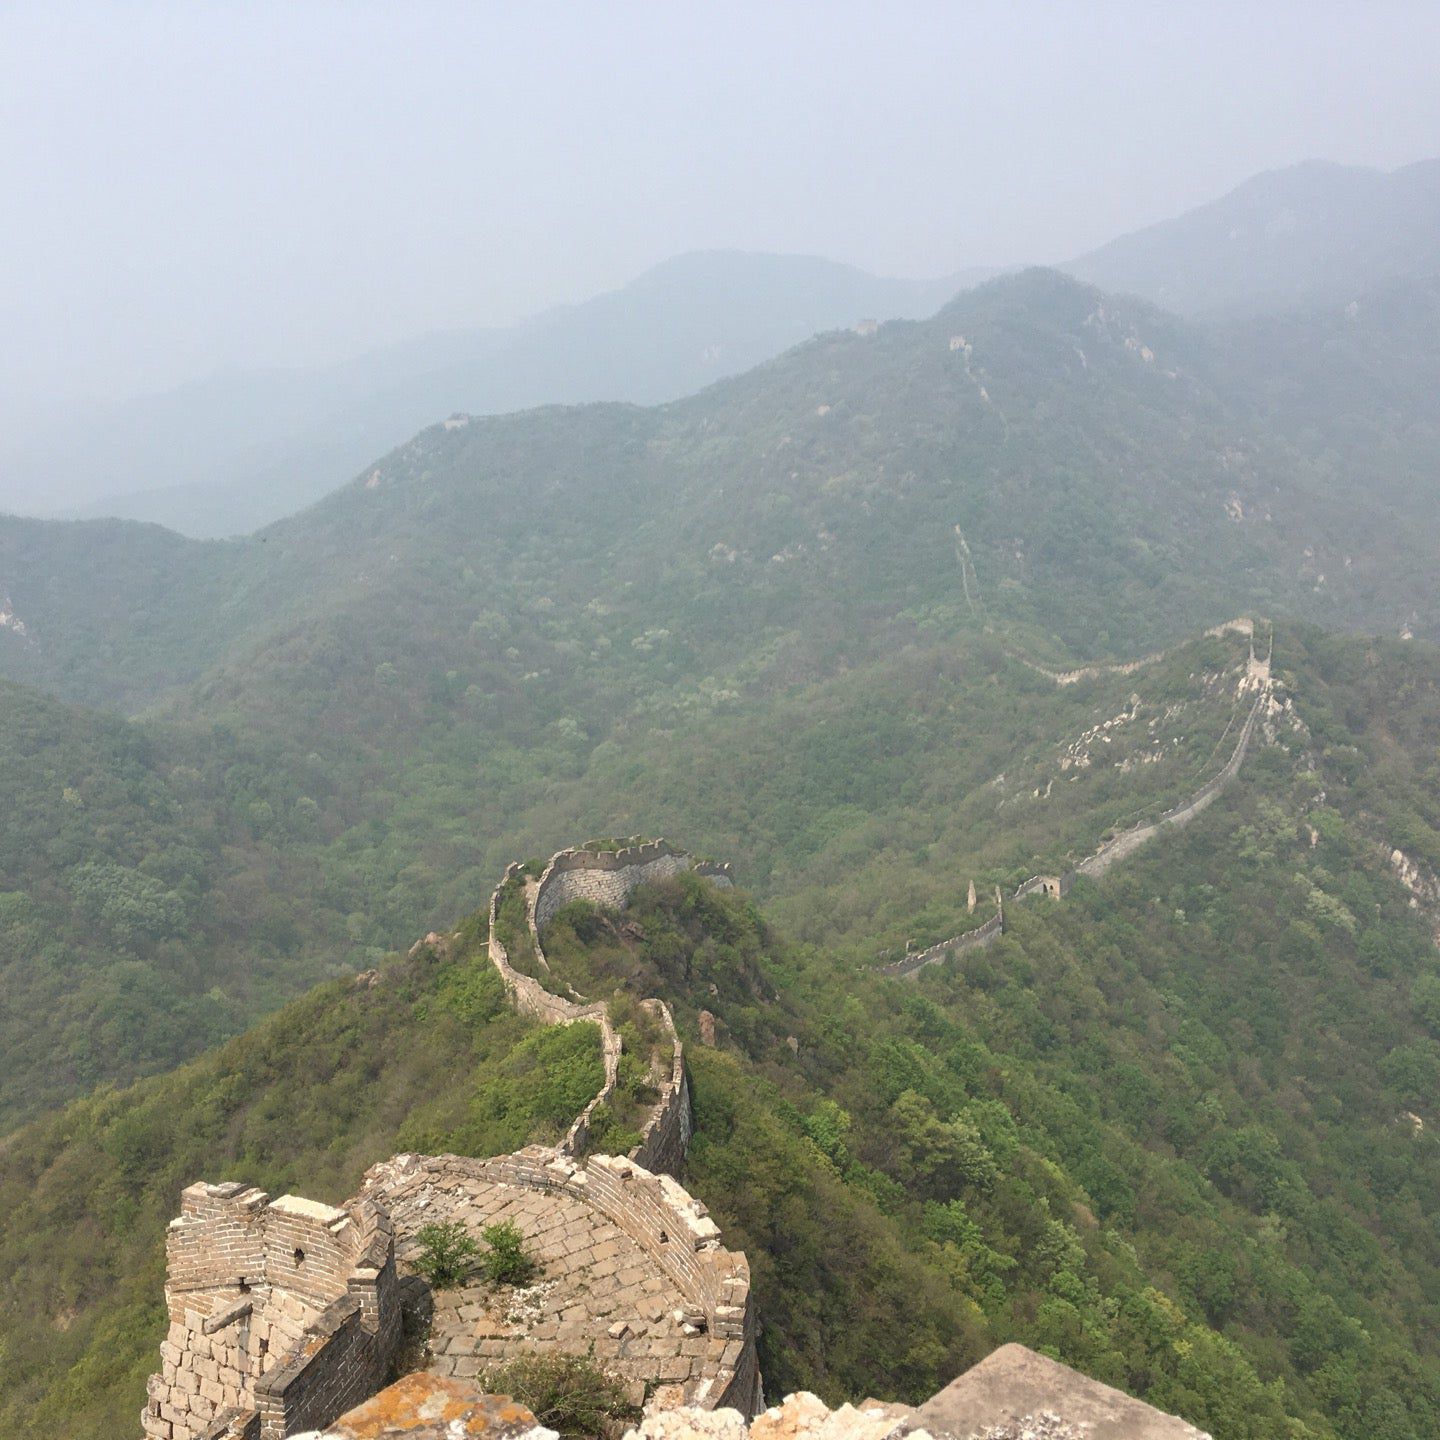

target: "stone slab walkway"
[406,1179,729,1399]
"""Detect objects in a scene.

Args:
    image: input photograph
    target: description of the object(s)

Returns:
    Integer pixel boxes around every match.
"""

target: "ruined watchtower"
[143,1183,400,1440]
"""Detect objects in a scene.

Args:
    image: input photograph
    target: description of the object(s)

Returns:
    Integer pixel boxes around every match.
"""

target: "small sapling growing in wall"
[480,1219,539,1286]
[413,1220,481,1290]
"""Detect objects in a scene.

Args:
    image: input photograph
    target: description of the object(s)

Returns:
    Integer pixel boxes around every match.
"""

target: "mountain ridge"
[2,251,997,539]
[1066,156,1440,315]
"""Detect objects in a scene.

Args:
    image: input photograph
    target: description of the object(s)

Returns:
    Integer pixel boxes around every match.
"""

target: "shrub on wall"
[480,1352,638,1438]
[413,1221,480,1290]
[480,1220,539,1286]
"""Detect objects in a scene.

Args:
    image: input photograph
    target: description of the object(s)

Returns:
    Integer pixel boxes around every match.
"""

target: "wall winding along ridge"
[885,640,1273,980]
[146,842,754,1440]
[487,841,728,1169]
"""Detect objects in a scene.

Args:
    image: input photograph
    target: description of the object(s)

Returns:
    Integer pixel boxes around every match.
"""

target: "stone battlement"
[144,1185,400,1440]
[147,843,754,1439]
[534,840,733,930]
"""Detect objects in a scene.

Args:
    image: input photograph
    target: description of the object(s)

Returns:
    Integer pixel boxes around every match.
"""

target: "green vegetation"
[4,265,1440,1128]
[0,927,601,1440]
[479,1220,540,1287]
[480,1352,639,1438]
[0,265,1439,1439]
[413,1222,481,1290]
[2,626,1440,1438]
[493,873,543,978]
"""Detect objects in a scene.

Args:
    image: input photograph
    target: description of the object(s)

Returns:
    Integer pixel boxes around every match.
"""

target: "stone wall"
[485,843,730,1177]
[361,1147,762,1415]
[888,689,1268,980]
[485,862,624,1161]
[1013,874,1070,902]
[486,863,611,1031]
[534,841,733,930]
[147,841,750,1436]
[1018,617,1257,689]
[630,1000,694,1177]
[877,902,1004,979]
[1072,692,1263,883]
[143,1187,400,1440]
[254,1296,390,1440]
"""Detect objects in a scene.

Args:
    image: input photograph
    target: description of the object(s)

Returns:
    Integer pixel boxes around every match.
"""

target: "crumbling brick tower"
[143,1182,400,1440]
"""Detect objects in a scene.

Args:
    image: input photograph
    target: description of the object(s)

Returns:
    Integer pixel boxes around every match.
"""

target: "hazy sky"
[4,0,1438,404]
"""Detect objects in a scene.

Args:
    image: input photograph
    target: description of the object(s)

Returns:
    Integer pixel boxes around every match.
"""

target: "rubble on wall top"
[271,1193,350,1226]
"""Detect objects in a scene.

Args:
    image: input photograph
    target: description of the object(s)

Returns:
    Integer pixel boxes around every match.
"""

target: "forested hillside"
[3,267,1440,1117]
[4,268,1439,721]
[0,622,1288,1123]
[1,251,1438,1440]
[5,624,1440,1440]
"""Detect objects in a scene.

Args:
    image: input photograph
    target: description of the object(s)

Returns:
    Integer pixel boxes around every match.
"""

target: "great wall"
[141,626,1274,1439]
[142,840,759,1440]
[880,626,1274,978]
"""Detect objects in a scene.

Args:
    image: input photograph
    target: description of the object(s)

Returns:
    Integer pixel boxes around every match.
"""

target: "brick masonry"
[361,1149,760,1415]
[146,843,757,1438]
[143,1186,400,1440]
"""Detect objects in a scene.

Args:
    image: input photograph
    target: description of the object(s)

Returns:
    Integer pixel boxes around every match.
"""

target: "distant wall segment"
[887,686,1269,980]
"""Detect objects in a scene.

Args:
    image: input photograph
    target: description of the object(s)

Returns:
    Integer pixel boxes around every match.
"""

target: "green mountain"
[4,269,1436,723]
[0,612,1275,1126]
[2,259,1440,1437]
[3,252,991,538]
[2,267,1439,1124]
[1068,158,1440,315]
[5,625,1440,1440]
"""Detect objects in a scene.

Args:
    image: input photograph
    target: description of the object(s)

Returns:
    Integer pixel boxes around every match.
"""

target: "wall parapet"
[143,1186,400,1440]
[886,687,1268,980]
[533,839,733,931]
[485,841,730,1175]
[360,1147,760,1415]
[877,899,1004,978]
[629,999,693,1175]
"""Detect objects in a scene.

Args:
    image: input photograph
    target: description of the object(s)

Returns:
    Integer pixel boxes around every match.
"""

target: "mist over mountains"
[4,139,1440,1440]
[0,253,994,538]
[1068,157,1440,315]
[4,158,1434,543]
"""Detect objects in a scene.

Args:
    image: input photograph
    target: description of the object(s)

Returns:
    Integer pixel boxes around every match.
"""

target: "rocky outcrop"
[623,1345,1209,1440]
[627,1392,939,1440]
[915,1344,1210,1439]
[298,1374,556,1440]
[1390,846,1440,948]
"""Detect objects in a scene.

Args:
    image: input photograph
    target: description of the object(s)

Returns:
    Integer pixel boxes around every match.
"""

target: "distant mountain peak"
[1066,155,1440,315]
